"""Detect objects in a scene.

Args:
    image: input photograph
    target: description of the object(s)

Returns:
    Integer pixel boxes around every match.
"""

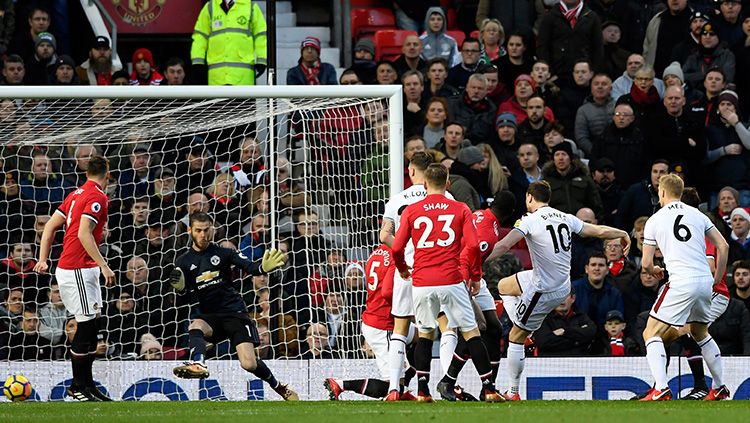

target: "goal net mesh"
[0,94,392,363]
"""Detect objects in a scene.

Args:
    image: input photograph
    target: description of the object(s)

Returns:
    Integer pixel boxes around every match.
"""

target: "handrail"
[83,0,120,66]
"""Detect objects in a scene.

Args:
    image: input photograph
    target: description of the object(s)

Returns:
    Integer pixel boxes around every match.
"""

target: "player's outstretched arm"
[488,228,524,260]
[580,223,631,255]
[706,226,729,286]
[230,248,285,275]
[33,212,65,274]
[78,218,115,286]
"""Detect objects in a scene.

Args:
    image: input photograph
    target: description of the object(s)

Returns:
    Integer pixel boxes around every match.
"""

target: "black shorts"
[198,313,260,347]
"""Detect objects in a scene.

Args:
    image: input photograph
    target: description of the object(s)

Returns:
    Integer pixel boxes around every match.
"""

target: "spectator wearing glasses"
[683,23,736,89]
[446,37,482,92]
[8,6,50,65]
[611,54,665,102]
[339,68,361,85]
[594,102,646,187]
[671,11,710,66]
[602,238,638,293]
[615,66,663,123]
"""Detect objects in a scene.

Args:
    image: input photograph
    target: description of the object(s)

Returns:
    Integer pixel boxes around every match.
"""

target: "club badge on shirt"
[210,255,220,266]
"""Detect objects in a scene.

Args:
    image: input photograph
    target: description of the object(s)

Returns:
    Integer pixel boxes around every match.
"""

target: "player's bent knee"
[418,329,436,340]
[508,326,529,344]
[240,358,258,372]
[498,276,521,296]
[461,327,481,340]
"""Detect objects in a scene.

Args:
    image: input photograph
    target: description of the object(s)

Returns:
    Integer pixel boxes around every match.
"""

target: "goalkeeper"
[170,212,298,400]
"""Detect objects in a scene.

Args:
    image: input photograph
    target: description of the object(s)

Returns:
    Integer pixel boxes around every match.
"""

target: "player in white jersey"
[639,174,730,401]
[378,152,456,400]
[490,181,630,400]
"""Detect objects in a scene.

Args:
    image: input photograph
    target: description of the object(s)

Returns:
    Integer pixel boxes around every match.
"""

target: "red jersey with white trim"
[393,194,481,287]
[705,238,730,298]
[362,245,395,331]
[460,209,500,280]
[55,180,109,270]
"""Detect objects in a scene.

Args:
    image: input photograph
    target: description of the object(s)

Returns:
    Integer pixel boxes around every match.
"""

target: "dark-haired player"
[35,156,115,401]
[379,151,457,400]
[393,163,503,403]
[324,244,417,400]
[438,190,516,400]
[492,181,629,400]
[170,212,298,400]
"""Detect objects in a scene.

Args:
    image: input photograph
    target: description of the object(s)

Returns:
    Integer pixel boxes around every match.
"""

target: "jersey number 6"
[673,214,692,242]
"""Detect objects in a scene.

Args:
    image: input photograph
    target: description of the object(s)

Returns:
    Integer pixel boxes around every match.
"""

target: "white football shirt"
[643,201,714,281]
[514,206,585,292]
[383,184,453,265]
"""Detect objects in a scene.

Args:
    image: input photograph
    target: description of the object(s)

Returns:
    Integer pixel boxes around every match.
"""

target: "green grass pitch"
[1,401,746,423]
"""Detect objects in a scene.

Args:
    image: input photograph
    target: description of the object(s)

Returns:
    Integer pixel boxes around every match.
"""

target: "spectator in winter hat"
[729,207,750,261]
[110,70,129,86]
[683,23,736,87]
[499,74,555,125]
[542,141,604,217]
[287,36,337,85]
[129,48,163,86]
[51,55,78,85]
[350,38,376,83]
[139,333,163,360]
[671,11,711,65]
[26,32,57,85]
[715,0,744,48]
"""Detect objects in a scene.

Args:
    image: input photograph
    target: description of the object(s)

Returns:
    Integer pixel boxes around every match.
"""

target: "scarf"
[462,92,489,112]
[301,60,321,85]
[559,1,583,28]
[610,333,625,356]
[629,84,660,106]
[609,257,625,276]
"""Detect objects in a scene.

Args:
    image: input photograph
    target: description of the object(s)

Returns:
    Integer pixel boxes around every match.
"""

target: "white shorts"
[361,322,415,379]
[707,292,730,324]
[650,278,712,327]
[391,271,414,317]
[501,270,570,332]
[474,278,496,311]
[413,283,476,333]
[55,267,102,318]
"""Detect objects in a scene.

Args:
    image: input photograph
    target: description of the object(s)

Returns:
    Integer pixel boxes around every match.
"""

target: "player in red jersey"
[323,245,418,400]
[34,156,115,402]
[438,191,516,400]
[392,164,503,403]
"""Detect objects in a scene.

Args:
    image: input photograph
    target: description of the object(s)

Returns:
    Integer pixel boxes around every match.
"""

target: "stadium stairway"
[255,1,343,85]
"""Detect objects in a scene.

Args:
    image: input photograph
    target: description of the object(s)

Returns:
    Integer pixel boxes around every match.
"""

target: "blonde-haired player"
[639,174,729,401]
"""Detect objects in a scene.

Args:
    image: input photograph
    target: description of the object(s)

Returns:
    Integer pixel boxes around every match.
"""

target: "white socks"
[645,337,668,390]
[388,334,408,392]
[439,331,458,378]
[506,342,525,395]
[698,335,724,388]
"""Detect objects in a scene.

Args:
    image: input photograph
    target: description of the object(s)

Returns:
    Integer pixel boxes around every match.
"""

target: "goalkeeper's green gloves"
[169,268,185,292]
[261,249,285,273]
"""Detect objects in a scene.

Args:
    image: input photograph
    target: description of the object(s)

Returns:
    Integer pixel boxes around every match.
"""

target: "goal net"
[0,86,403,370]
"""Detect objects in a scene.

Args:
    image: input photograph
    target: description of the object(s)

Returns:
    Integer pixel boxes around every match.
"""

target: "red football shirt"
[460,209,500,280]
[55,180,109,270]
[705,237,730,298]
[393,194,481,287]
[362,245,395,331]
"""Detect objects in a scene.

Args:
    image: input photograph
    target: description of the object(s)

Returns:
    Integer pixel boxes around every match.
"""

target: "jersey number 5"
[545,224,571,253]
[673,215,692,242]
[414,215,456,248]
[368,262,380,291]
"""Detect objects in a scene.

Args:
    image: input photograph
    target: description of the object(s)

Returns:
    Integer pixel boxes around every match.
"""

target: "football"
[3,375,32,402]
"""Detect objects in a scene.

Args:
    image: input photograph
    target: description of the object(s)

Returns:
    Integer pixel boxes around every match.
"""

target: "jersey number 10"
[545,223,571,253]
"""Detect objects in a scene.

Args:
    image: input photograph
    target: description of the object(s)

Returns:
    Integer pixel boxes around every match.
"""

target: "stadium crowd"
[2,0,750,363]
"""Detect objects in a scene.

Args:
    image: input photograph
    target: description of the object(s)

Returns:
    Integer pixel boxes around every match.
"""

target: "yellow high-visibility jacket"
[191,0,267,85]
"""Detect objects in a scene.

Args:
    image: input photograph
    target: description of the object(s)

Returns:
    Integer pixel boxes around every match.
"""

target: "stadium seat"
[511,248,533,270]
[446,30,465,47]
[446,8,458,30]
[374,29,418,61]
[351,8,396,39]
[470,30,479,39]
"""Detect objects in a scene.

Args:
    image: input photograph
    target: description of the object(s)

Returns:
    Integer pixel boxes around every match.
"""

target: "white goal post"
[0,85,403,366]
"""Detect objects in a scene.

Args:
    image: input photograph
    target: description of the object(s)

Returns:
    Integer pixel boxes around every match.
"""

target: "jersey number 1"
[66,200,76,226]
